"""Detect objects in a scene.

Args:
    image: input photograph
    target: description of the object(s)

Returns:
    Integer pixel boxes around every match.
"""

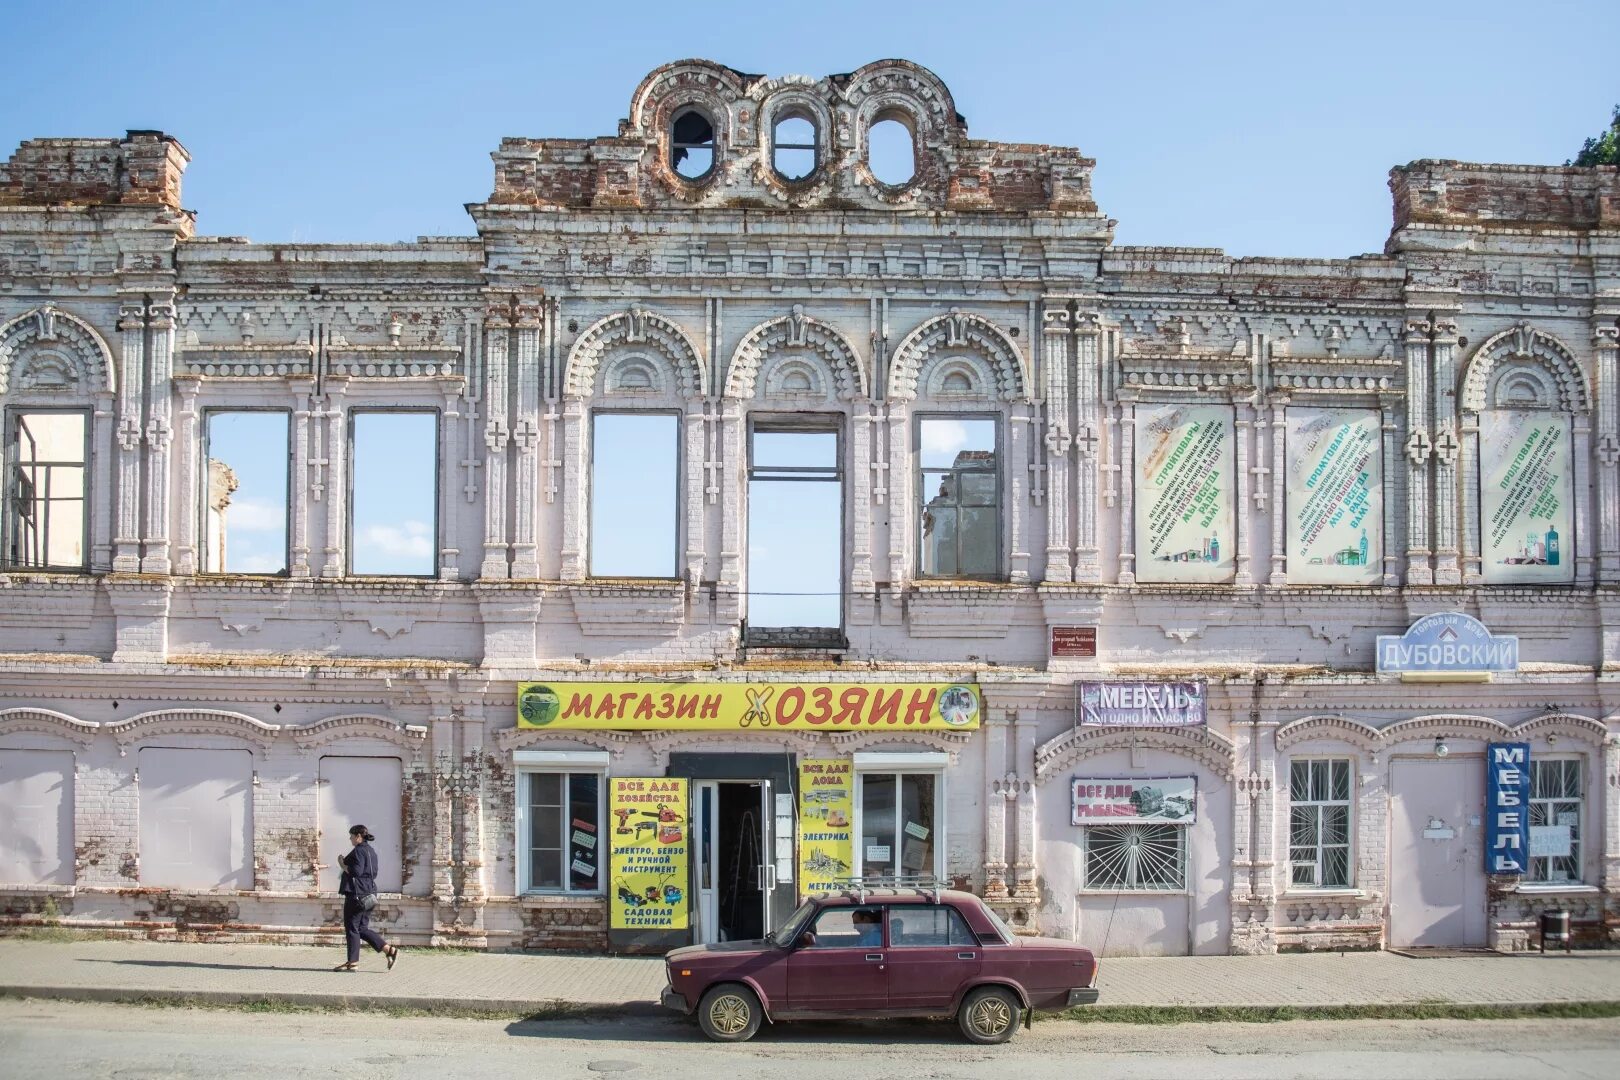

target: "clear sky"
[5,0,1617,258]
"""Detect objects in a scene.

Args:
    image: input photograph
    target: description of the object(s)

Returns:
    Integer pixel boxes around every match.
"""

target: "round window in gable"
[671,107,716,181]
[867,115,916,187]
[772,112,818,182]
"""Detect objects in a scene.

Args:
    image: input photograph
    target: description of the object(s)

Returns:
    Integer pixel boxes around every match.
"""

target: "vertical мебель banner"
[609,777,690,930]
[797,758,853,897]
[1134,403,1235,583]
[1481,410,1573,583]
[1285,407,1382,584]
[1486,743,1530,874]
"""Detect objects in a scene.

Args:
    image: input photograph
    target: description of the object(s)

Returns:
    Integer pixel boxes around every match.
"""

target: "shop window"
[520,770,603,893]
[1082,824,1185,891]
[867,115,916,187]
[590,412,677,578]
[1528,758,1582,884]
[671,107,715,180]
[772,113,818,181]
[1288,759,1352,889]
[747,419,841,633]
[3,409,88,571]
[890,904,974,948]
[203,410,289,574]
[856,769,941,880]
[349,410,437,576]
[917,416,999,578]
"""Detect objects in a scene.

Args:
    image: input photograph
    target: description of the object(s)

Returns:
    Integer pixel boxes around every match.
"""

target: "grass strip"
[1049,1001,1620,1024]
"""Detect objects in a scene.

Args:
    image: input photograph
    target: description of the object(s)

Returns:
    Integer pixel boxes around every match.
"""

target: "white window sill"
[1076,889,1188,897]
[1281,889,1365,900]
[1514,883,1597,894]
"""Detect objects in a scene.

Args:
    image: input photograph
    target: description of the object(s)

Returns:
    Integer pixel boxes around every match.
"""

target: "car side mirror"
[798,931,815,949]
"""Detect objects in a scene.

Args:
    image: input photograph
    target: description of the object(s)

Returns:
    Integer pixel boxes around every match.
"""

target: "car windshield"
[771,899,817,946]
[978,902,1016,944]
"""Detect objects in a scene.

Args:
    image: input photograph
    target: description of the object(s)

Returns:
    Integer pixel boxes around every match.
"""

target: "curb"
[0,985,669,1018]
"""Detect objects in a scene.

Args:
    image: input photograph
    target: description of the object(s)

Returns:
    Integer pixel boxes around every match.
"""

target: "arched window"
[867,114,916,186]
[670,107,715,180]
[772,113,817,181]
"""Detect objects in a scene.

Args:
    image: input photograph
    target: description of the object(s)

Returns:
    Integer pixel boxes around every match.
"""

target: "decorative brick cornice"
[107,708,278,751]
[0,707,98,746]
[290,714,428,754]
[1035,724,1236,782]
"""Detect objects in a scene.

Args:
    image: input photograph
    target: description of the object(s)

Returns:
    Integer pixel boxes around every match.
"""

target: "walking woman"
[335,824,400,972]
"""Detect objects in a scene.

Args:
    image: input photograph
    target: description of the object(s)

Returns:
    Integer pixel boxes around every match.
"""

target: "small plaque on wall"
[1051,626,1097,658]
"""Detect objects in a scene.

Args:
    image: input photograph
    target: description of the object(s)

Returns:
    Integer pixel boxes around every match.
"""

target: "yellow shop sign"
[517,681,981,732]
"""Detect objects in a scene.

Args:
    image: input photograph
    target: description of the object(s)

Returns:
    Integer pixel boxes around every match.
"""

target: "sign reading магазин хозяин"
[1375,612,1519,675]
[1077,681,1206,727]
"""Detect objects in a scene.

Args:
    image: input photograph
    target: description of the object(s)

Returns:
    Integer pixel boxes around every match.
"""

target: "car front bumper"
[1066,986,1101,1007]
[660,985,690,1014]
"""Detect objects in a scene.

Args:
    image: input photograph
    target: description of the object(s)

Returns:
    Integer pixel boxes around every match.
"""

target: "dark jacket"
[339,841,378,897]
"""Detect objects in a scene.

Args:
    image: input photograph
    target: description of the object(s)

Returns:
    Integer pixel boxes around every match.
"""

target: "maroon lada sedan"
[661,889,1100,1043]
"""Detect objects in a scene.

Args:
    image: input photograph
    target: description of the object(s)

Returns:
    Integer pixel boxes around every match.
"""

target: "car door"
[883,904,982,1011]
[785,904,889,1013]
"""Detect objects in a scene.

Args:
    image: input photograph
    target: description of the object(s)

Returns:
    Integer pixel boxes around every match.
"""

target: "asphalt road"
[1,999,1617,1079]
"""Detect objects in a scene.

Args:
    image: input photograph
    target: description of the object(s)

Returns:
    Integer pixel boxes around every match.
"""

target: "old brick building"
[1,60,1617,955]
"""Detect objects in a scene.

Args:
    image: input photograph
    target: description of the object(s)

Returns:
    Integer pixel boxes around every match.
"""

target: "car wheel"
[696,983,763,1043]
[958,985,1022,1044]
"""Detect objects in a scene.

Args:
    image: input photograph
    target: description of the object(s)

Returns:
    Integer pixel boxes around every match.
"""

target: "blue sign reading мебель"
[1375,612,1518,675]
[1486,742,1530,875]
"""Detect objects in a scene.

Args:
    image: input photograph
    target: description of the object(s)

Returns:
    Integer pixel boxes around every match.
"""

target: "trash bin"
[1539,909,1571,953]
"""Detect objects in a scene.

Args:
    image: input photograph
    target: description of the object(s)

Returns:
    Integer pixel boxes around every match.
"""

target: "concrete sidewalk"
[1,938,1618,1013]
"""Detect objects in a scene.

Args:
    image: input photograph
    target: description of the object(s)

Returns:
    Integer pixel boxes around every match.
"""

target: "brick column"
[1041,306,1073,582]
[1432,319,1461,584]
[288,377,314,577]
[1012,711,1039,901]
[1074,313,1102,582]
[683,397,708,587]
[557,396,587,581]
[320,377,349,578]
[851,397,876,590]
[1594,326,1620,580]
[139,301,175,573]
[1116,392,1137,585]
[510,309,543,579]
[982,709,1011,899]
[479,315,511,579]
[113,301,144,572]
[1404,319,1433,584]
[171,376,200,575]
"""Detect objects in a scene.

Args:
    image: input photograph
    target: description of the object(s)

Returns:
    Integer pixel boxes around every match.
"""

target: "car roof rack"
[833,874,947,904]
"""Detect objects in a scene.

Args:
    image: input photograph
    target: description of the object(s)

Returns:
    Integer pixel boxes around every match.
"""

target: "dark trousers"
[343,897,386,963]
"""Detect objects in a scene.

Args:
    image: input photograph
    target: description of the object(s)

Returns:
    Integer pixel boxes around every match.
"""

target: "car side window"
[889,905,975,948]
[807,906,884,948]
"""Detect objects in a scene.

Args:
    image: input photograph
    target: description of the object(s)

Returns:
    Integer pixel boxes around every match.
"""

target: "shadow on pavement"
[78,959,338,974]
[503,1014,969,1046]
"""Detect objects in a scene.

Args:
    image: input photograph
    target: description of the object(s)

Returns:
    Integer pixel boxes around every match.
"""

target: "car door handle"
[957,952,977,960]
[865,953,883,961]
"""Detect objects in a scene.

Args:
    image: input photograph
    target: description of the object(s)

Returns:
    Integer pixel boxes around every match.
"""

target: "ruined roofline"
[0,130,190,210]
[1390,158,1620,232]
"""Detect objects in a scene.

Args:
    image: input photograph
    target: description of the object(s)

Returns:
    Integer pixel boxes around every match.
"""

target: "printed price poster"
[1285,408,1382,585]
[1135,404,1235,583]
[608,777,690,930]
[797,758,854,897]
[1481,410,1573,584]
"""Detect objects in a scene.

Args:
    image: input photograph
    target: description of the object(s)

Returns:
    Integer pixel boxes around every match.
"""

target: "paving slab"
[0,939,1616,1012]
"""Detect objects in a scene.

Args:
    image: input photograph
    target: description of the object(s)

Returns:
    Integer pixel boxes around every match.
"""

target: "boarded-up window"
[317,756,404,893]
[0,749,74,885]
[138,748,253,890]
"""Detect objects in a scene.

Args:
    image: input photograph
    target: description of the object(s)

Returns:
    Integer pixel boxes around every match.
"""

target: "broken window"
[590,412,677,578]
[349,409,437,577]
[3,409,87,571]
[747,420,841,633]
[203,410,288,574]
[671,107,715,180]
[917,417,999,578]
[867,115,916,186]
[772,113,818,181]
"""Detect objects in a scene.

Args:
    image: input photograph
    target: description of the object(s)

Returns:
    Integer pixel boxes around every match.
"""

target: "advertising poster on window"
[796,758,853,898]
[1285,408,1382,584]
[1072,777,1197,826]
[518,681,980,732]
[608,777,689,930]
[1481,410,1573,584]
[1134,404,1235,583]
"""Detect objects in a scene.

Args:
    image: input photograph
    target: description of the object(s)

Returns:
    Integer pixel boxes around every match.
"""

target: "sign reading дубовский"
[1375,612,1518,675]
[1077,681,1206,727]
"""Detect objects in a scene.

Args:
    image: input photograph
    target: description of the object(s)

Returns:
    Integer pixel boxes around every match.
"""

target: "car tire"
[696,983,763,1043]
[958,985,1022,1044]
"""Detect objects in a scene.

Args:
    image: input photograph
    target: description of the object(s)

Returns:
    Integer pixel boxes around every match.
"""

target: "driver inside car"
[852,907,882,947]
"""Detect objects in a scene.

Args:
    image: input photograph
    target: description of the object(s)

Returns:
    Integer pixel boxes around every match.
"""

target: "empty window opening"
[203,410,288,574]
[772,114,818,181]
[3,409,87,571]
[349,410,437,576]
[748,422,841,631]
[867,116,916,186]
[671,107,715,180]
[918,417,999,577]
[591,412,677,578]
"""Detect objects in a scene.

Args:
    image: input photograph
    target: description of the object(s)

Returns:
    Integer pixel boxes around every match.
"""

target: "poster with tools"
[1285,407,1382,584]
[1134,403,1235,583]
[608,777,689,930]
[797,758,854,898]
[1481,410,1573,583]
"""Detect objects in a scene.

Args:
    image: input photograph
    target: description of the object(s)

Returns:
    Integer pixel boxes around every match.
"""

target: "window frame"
[2,406,91,573]
[345,406,440,579]
[745,413,845,635]
[513,756,609,896]
[770,109,820,183]
[588,408,681,580]
[1286,757,1354,891]
[865,110,919,189]
[1079,822,1188,893]
[1527,756,1583,885]
[851,752,947,883]
[669,105,718,182]
[914,412,1003,581]
[200,406,292,577]
[887,902,975,948]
